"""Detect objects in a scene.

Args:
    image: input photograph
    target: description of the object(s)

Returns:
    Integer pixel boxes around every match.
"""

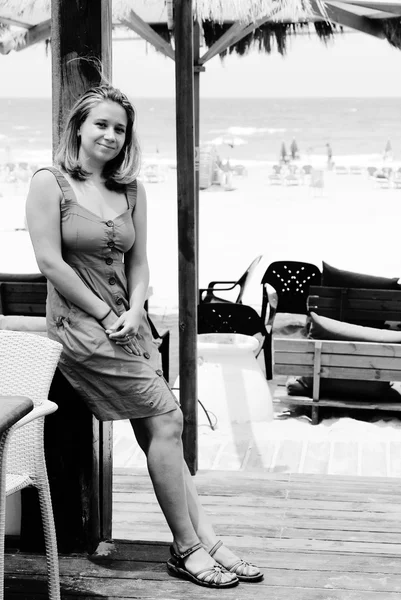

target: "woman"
[26,84,263,589]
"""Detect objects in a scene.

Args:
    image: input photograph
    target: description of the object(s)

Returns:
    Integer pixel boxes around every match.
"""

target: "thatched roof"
[0,0,401,55]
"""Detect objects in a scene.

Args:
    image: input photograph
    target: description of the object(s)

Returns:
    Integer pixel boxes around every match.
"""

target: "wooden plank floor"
[5,468,401,599]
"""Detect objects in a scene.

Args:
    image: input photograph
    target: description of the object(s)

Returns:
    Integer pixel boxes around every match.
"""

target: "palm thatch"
[1,0,401,52]
[0,0,316,23]
[381,16,401,49]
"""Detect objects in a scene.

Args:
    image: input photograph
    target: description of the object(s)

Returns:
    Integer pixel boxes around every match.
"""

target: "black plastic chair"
[260,261,322,379]
[199,255,263,305]
[197,300,274,381]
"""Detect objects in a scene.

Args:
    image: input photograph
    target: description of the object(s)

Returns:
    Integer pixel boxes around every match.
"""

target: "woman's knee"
[147,408,183,442]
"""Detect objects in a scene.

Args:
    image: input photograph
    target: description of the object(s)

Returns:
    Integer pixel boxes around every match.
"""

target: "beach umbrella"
[280,141,287,161]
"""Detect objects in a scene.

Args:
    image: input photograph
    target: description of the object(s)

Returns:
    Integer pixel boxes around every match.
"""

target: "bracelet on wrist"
[97,308,112,322]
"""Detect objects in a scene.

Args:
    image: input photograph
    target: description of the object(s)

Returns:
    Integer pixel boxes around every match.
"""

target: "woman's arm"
[124,180,150,312]
[25,170,112,321]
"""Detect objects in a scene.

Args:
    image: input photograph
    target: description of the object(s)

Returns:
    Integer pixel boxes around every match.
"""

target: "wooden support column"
[193,21,203,273]
[46,0,112,553]
[174,0,198,474]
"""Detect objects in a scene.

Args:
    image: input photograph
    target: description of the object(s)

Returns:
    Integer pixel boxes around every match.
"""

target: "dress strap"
[34,166,75,203]
[126,180,137,212]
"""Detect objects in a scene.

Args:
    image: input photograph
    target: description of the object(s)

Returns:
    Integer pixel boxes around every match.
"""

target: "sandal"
[208,540,264,582]
[166,542,239,588]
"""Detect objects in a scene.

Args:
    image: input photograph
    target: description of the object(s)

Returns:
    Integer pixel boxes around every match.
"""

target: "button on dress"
[39,166,178,421]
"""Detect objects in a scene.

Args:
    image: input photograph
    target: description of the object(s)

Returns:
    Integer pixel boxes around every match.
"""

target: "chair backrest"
[261,261,321,314]
[199,255,262,304]
[0,331,62,475]
[235,255,263,304]
[198,302,263,336]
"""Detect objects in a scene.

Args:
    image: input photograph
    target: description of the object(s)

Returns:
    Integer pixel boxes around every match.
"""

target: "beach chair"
[350,166,363,175]
[232,164,248,177]
[334,166,348,175]
[199,255,263,305]
[301,165,313,175]
[374,170,391,189]
[142,164,165,183]
[261,261,321,379]
[197,302,270,377]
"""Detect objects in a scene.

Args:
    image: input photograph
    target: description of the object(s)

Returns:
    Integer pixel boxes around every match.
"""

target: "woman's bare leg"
[130,411,235,581]
[131,415,260,578]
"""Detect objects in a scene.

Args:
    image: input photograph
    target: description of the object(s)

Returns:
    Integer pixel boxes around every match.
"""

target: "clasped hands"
[101,308,143,356]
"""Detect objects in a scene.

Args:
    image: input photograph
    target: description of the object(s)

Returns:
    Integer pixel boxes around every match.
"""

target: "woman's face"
[78,100,128,168]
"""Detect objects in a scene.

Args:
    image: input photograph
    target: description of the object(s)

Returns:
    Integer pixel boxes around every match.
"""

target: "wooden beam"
[199,22,246,64]
[51,0,113,552]
[311,0,385,37]
[0,19,50,55]
[199,7,288,65]
[0,16,32,28]
[120,10,175,60]
[343,0,401,16]
[174,0,198,475]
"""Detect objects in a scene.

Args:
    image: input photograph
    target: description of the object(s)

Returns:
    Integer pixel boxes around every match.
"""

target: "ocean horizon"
[1,96,400,166]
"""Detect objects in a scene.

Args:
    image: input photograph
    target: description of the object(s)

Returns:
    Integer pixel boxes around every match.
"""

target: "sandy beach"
[1,159,401,476]
[1,159,401,308]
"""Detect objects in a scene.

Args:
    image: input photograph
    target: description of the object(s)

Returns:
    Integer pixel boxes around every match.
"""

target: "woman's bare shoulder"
[136,179,147,201]
[30,168,61,196]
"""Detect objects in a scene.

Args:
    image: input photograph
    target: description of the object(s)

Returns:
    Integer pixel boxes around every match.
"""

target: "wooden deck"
[5,467,401,599]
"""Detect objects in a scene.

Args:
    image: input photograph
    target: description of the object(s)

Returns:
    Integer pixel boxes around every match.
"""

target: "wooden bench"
[307,285,401,324]
[274,338,401,424]
[0,278,170,381]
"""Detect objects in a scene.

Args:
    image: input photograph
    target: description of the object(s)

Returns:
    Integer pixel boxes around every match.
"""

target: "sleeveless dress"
[38,166,178,421]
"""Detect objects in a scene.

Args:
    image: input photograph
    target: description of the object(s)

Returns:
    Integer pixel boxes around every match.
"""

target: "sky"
[0,29,400,98]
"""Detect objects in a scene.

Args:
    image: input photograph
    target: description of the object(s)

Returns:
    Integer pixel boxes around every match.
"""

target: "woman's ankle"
[173,537,201,555]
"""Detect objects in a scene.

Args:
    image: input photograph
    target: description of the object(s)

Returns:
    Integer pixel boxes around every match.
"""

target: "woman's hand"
[104,308,143,356]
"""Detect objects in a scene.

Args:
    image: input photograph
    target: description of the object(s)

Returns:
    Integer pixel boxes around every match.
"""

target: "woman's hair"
[55,84,141,191]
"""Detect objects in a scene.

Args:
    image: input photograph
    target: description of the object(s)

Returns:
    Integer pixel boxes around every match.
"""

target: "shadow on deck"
[5,468,401,599]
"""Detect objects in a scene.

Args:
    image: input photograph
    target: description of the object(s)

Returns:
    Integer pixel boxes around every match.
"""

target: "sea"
[0,96,400,166]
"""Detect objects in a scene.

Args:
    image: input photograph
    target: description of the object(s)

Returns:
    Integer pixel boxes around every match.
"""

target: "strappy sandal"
[166,542,239,588]
[208,540,264,582]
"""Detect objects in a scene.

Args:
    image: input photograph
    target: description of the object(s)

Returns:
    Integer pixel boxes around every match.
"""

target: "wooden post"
[174,0,198,474]
[46,0,112,552]
[51,0,112,157]
[193,21,203,272]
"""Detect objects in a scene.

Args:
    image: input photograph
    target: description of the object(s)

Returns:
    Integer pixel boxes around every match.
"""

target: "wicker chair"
[0,331,62,600]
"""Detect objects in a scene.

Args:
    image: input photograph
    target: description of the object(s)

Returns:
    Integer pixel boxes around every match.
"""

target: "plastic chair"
[261,261,321,379]
[199,255,263,305]
[0,330,62,600]
[198,300,274,380]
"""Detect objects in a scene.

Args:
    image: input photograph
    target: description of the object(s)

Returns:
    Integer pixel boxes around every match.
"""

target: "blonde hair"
[55,84,141,191]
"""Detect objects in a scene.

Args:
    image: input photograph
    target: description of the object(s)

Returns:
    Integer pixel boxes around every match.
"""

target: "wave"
[209,126,288,137]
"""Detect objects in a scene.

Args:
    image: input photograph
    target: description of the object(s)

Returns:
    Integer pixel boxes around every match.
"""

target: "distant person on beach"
[25,84,262,589]
[280,141,288,164]
[384,140,393,162]
[326,143,333,170]
[290,137,300,161]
